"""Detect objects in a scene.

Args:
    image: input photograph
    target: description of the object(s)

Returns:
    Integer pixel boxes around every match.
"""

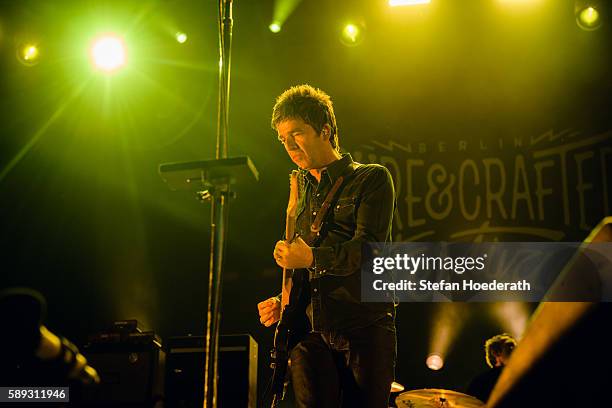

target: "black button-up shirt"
[296,154,396,333]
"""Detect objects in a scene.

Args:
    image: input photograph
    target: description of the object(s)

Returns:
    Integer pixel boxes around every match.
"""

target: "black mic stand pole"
[204,1,233,407]
[160,1,258,406]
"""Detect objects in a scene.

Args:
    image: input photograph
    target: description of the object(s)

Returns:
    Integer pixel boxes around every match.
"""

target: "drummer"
[467,333,517,402]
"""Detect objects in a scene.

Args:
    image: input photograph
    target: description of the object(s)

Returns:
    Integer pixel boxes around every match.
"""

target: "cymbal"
[396,389,484,408]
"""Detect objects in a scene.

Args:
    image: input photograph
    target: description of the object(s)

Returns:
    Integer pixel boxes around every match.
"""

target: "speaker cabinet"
[165,334,258,408]
[81,341,165,407]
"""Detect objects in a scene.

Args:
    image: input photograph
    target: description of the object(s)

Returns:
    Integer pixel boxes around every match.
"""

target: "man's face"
[276,118,329,170]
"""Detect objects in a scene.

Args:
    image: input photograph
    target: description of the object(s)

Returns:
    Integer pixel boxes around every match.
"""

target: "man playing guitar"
[258,84,396,408]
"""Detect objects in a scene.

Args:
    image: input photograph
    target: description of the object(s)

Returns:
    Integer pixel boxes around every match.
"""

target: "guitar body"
[269,269,310,406]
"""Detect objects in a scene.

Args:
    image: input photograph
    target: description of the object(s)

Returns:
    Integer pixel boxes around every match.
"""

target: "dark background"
[1,0,610,402]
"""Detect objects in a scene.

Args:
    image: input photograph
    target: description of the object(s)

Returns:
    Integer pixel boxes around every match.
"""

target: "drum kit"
[393,387,484,408]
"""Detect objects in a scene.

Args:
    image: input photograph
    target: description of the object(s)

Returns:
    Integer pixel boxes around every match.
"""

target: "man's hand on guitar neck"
[258,297,281,327]
[273,236,314,269]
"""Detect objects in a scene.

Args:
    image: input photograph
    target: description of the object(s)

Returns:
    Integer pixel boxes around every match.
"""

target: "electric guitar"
[269,170,310,407]
[268,170,345,406]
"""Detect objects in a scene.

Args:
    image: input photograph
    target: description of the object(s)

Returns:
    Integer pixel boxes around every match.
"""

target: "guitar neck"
[285,214,296,242]
[281,213,296,309]
[280,170,299,310]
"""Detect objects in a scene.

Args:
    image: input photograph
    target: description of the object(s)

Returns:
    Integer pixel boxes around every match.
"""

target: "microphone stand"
[159,1,257,407]
[204,1,233,407]
[203,183,228,408]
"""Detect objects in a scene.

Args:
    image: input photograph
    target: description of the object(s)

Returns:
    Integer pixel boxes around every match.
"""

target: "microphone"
[36,325,100,384]
[0,288,100,385]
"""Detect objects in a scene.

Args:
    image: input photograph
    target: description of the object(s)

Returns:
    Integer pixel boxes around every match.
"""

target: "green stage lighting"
[577,6,602,30]
[341,23,363,46]
[90,34,127,73]
[269,22,282,33]
[17,44,40,66]
[176,32,188,44]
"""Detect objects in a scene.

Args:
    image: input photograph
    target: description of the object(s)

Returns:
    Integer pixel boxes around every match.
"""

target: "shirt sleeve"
[311,165,395,276]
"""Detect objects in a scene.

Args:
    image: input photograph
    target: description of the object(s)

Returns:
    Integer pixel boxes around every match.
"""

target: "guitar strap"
[304,175,345,246]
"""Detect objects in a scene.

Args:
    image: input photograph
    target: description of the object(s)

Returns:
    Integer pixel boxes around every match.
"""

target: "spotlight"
[491,302,530,339]
[389,0,431,6]
[269,22,282,33]
[340,23,364,46]
[175,32,188,44]
[271,0,301,36]
[428,303,467,370]
[576,6,602,30]
[17,43,40,66]
[426,353,444,371]
[89,34,127,73]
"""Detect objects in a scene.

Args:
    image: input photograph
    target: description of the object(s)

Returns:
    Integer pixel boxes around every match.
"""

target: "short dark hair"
[485,333,517,368]
[271,84,339,151]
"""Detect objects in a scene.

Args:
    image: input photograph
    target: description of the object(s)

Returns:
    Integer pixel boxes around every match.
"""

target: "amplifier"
[165,334,258,408]
[80,333,165,407]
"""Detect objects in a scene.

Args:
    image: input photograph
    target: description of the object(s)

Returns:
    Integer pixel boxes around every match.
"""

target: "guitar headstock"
[287,170,299,217]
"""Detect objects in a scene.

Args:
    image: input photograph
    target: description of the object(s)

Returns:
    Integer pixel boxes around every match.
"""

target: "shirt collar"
[301,153,353,186]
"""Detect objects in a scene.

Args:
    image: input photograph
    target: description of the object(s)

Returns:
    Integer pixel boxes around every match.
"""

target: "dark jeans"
[289,323,396,408]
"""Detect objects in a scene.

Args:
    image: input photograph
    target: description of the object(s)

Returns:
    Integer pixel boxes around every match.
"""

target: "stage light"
[269,22,282,33]
[491,302,530,339]
[175,32,188,44]
[389,0,431,6]
[426,353,444,370]
[89,34,127,73]
[576,6,602,30]
[271,0,302,35]
[428,303,468,369]
[343,24,359,42]
[341,23,364,46]
[23,46,38,60]
[17,44,40,66]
